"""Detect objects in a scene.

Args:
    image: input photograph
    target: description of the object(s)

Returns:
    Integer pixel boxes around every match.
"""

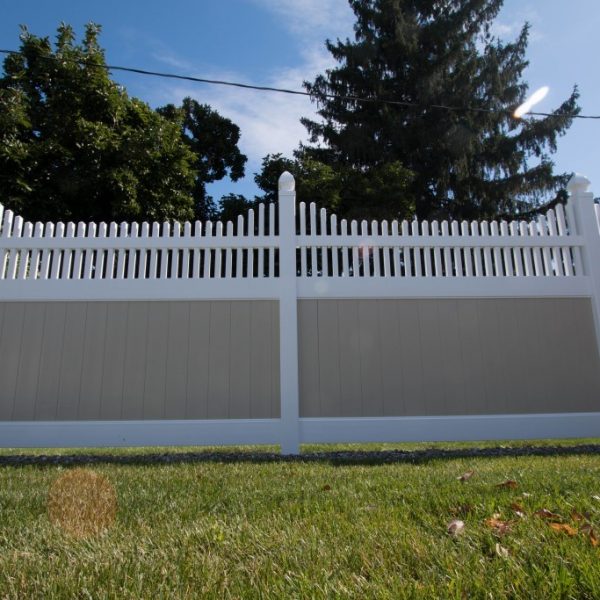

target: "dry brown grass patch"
[47,468,117,538]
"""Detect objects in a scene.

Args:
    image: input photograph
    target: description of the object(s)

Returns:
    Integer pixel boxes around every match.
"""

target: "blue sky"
[1,0,599,201]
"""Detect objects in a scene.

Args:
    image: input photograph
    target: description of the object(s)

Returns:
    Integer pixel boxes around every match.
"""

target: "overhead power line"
[0,48,598,120]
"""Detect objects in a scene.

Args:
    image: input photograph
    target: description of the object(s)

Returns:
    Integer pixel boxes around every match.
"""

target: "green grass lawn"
[1,441,600,599]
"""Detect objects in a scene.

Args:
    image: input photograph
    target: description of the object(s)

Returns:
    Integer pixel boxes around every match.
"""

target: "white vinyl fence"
[0,172,599,452]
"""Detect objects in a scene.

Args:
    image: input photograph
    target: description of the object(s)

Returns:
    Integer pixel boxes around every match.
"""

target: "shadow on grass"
[1,444,600,468]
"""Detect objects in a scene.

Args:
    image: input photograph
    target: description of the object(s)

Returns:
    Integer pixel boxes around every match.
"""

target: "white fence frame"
[0,173,599,452]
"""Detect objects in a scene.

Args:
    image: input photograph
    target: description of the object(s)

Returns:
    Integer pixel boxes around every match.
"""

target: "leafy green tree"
[302,0,580,220]
[157,98,247,220]
[255,153,413,219]
[0,23,198,223]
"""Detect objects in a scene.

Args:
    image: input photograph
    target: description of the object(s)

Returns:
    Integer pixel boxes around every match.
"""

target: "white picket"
[351,220,359,277]
[6,216,23,279]
[331,214,339,277]
[451,221,463,277]
[268,204,275,278]
[391,220,400,277]
[321,209,329,276]
[371,219,380,277]
[28,222,44,280]
[17,222,33,279]
[225,221,234,278]
[470,221,483,276]
[441,221,451,276]
[402,220,412,276]
[214,221,223,279]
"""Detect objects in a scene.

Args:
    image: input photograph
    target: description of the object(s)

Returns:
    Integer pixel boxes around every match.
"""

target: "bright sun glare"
[514,86,550,118]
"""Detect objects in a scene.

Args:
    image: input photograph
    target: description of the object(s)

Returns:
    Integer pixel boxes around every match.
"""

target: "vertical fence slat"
[139,223,149,279]
[128,223,139,279]
[441,221,451,276]
[470,221,482,276]
[299,202,307,277]
[331,214,339,277]
[39,222,55,280]
[411,220,421,277]
[402,220,411,277]
[430,221,441,276]
[204,221,213,278]
[490,221,503,276]
[266,204,274,278]
[214,221,223,279]
[28,222,44,280]
[537,215,553,276]
[380,219,390,277]
[17,222,33,279]
[159,222,170,279]
[236,216,244,278]
[258,203,265,277]
[341,219,349,277]
[245,209,254,277]
[310,204,317,277]
[546,209,564,277]
[498,221,512,276]
[115,222,128,279]
[519,222,533,276]
[371,219,380,277]
[351,220,359,277]
[555,204,573,276]
[51,222,66,279]
[171,222,181,279]
[391,220,400,277]
[361,220,370,277]
[461,221,472,277]
[421,220,431,277]
[83,223,96,279]
[95,223,107,280]
[508,221,522,276]
[225,221,234,278]
[6,216,23,279]
[321,209,329,276]
[529,220,543,276]
[451,221,463,277]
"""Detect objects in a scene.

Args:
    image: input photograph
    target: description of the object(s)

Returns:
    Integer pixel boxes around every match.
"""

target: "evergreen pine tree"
[302,0,580,220]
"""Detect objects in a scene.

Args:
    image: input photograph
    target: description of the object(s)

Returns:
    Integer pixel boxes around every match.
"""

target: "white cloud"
[490,5,544,42]
[153,50,329,160]
[145,1,354,164]
[249,0,354,41]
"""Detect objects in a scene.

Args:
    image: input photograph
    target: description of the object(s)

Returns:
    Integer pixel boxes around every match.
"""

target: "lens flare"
[514,86,550,118]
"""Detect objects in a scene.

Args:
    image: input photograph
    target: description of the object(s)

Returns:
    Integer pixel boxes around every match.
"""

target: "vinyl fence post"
[567,174,600,355]
[278,172,300,454]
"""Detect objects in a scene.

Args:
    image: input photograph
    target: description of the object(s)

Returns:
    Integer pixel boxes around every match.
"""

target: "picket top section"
[0,172,596,286]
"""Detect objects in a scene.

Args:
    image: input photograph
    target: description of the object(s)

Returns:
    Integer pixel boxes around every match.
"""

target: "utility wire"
[1,47,598,119]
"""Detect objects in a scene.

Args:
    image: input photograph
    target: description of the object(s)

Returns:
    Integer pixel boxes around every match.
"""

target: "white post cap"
[567,173,592,194]
[278,171,295,193]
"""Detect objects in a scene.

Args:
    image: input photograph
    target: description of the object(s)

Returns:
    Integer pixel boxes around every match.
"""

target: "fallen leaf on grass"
[570,510,585,522]
[485,517,513,535]
[549,523,577,537]
[580,524,599,547]
[495,543,509,558]
[533,509,563,522]
[458,470,475,482]
[322,484,331,491]
[510,502,526,518]
[447,519,465,536]
[496,480,518,489]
